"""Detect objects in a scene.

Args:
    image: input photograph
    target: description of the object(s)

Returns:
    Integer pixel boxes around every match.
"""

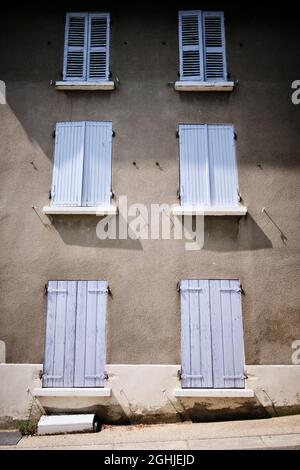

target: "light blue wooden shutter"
[179,124,210,206]
[43,281,77,388]
[63,13,88,81]
[208,125,239,207]
[202,12,227,81]
[51,122,85,206]
[180,279,245,389]
[210,280,245,388]
[74,281,108,388]
[87,13,110,81]
[179,11,204,81]
[82,122,112,206]
[180,280,213,388]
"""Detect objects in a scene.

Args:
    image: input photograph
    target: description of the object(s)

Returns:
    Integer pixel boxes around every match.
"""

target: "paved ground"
[1,415,300,450]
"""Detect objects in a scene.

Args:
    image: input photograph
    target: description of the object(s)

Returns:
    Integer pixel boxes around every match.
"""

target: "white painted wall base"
[37,414,96,435]
[0,364,299,424]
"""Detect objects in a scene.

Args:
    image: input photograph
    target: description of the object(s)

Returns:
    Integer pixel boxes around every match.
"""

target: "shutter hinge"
[52,130,56,139]
[177,369,182,380]
[240,284,245,296]
[112,130,116,138]
[49,189,52,200]
[176,130,179,139]
[110,190,115,199]
[177,189,180,200]
[234,132,237,141]
[176,281,181,292]
[44,284,48,295]
[237,190,242,203]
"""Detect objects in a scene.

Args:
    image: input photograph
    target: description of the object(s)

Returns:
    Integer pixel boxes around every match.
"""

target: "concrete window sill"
[174,389,254,398]
[172,205,247,216]
[43,205,118,216]
[33,388,111,398]
[175,81,235,92]
[55,81,115,91]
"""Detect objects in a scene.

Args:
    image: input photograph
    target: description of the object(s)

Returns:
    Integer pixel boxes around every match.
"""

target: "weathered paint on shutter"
[208,125,239,207]
[87,13,110,81]
[179,11,204,81]
[179,124,210,206]
[180,280,213,388]
[43,281,77,388]
[180,279,245,389]
[51,122,85,206]
[74,281,108,388]
[82,122,112,206]
[202,12,227,81]
[63,13,88,81]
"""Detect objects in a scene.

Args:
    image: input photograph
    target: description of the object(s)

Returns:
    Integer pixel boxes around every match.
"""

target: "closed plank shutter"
[51,122,85,206]
[179,11,204,81]
[87,13,110,81]
[43,281,77,388]
[63,13,88,81]
[180,280,213,388]
[179,124,210,206]
[202,12,227,81]
[74,281,108,387]
[208,125,238,207]
[180,279,245,389]
[82,122,112,206]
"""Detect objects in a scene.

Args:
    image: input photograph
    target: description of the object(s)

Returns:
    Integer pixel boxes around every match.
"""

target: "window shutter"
[43,281,77,388]
[202,12,227,81]
[179,11,204,81]
[180,279,245,389]
[208,125,238,207]
[87,13,110,81]
[179,124,210,206]
[82,122,112,206]
[63,13,88,81]
[51,122,85,206]
[74,281,108,388]
[180,280,213,388]
[210,280,245,388]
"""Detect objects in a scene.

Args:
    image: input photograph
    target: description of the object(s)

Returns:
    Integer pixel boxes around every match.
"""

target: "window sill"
[174,389,254,398]
[43,205,118,216]
[172,205,247,216]
[33,388,111,398]
[55,81,115,91]
[174,81,235,92]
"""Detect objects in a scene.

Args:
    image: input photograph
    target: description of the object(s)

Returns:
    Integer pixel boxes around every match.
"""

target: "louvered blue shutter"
[202,12,227,81]
[179,124,210,206]
[51,122,85,206]
[87,13,110,81]
[180,279,245,389]
[63,13,88,81]
[43,281,77,388]
[74,281,108,387]
[208,125,239,207]
[210,280,245,388]
[82,122,112,206]
[180,280,213,388]
[179,11,204,81]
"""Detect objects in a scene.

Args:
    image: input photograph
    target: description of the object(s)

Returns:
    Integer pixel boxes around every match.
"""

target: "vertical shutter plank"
[82,122,112,206]
[51,122,85,207]
[230,280,246,388]
[63,13,88,81]
[180,280,192,388]
[203,12,227,81]
[189,280,201,388]
[94,281,108,387]
[63,281,77,387]
[43,281,58,388]
[51,281,68,387]
[219,280,236,388]
[198,280,213,387]
[179,11,204,81]
[209,280,225,388]
[74,281,88,387]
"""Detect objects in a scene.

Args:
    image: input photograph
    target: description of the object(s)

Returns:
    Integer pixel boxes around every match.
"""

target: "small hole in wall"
[47,41,51,46]
[124,41,128,45]
[162,41,166,45]
[240,43,243,47]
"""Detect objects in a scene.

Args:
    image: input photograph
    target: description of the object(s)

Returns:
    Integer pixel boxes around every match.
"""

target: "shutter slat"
[51,122,85,207]
[82,121,112,206]
[179,11,204,81]
[87,13,110,81]
[73,281,88,387]
[64,13,88,81]
[203,12,227,81]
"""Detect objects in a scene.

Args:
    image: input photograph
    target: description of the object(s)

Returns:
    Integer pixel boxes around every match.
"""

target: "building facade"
[0,1,300,424]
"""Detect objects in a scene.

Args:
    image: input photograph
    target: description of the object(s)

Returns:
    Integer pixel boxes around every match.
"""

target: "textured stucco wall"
[0,2,299,365]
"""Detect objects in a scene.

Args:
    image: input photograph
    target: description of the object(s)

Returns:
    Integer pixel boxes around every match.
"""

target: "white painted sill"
[55,81,115,91]
[43,205,118,216]
[172,205,247,216]
[33,388,111,398]
[175,81,235,92]
[174,389,254,398]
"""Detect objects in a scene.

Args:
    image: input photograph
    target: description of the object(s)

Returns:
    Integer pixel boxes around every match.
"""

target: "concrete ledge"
[55,81,115,91]
[37,414,96,435]
[175,81,235,92]
[174,389,255,398]
[43,206,118,216]
[172,205,247,216]
[33,388,111,398]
